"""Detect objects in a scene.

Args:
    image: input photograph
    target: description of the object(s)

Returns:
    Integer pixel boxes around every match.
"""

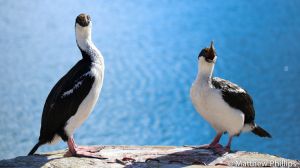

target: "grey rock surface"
[0,146,299,168]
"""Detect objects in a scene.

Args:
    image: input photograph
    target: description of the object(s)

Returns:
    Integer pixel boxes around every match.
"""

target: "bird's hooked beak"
[210,41,214,52]
[206,41,216,62]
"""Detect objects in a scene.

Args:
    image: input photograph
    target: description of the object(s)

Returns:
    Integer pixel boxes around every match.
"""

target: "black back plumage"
[39,59,95,143]
[28,59,95,155]
[211,77,255,124]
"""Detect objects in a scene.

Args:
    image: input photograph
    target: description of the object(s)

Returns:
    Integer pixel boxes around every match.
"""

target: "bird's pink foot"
[195,133,223,150]
[69,148,106,159]
[212,146,227,155]
[66,137,107,159]
[194,143,223,149]
[212,143,223,149]
[76,146,101,153]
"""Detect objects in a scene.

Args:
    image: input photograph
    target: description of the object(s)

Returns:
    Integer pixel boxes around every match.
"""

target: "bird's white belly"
[65,63,104,137]
[190,85,244,136]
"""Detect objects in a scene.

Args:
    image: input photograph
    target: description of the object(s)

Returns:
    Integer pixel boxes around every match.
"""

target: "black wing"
[212,77,255,124]
[39,60,95,142]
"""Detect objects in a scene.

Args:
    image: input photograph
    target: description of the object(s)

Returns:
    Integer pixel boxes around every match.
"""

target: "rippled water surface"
[0,0,299,160]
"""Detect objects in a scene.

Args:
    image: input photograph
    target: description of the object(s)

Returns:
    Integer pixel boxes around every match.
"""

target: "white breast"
[190,82,245,136]
[64,62,104,137]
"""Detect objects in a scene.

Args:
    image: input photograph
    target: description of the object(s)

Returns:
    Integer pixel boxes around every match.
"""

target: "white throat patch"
[75,23,92,51]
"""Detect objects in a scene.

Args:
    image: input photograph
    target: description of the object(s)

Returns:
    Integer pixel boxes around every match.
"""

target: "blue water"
[0,0,299,160]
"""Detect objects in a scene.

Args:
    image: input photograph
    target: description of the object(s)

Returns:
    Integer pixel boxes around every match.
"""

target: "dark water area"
[0,0,299,160]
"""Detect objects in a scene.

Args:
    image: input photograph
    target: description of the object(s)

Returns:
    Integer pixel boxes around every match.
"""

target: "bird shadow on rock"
[0,154,64,168]
[123,147,234,168]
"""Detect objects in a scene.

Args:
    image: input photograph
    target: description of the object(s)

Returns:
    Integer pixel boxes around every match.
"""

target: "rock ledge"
[0,146,299,167]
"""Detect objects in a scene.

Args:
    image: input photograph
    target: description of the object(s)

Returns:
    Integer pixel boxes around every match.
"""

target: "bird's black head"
[76,13,91,27]
[198,41,216,63]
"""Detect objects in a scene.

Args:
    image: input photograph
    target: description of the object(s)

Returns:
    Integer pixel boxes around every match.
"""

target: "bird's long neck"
[78,40,103,63]
[195,57,216,87]
[76,26,103,63]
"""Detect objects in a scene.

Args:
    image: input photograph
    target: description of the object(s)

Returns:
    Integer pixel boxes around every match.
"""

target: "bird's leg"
[209,132,223,148]
[225,135,233,152]
[67,137,77,155]
[66,136,106,159]
[196,132,223,149]
[70,137,78,148]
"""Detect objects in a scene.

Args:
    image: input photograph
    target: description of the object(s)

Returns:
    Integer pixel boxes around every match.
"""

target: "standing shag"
[190,42,271,152]
[28,13,105,158]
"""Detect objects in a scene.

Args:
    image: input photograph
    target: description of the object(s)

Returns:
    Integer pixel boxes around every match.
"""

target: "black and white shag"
[190,42,271,152]
[28,13,105,158]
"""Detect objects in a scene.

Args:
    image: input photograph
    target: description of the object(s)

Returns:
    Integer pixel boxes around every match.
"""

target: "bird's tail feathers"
[28,141,43,155]
[252,125,272,138]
